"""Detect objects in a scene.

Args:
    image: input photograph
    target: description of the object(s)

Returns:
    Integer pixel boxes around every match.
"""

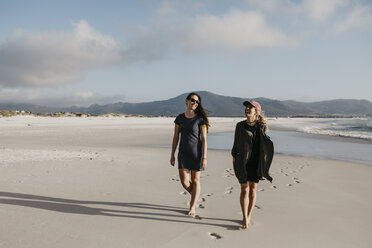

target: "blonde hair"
[257,113,268,133]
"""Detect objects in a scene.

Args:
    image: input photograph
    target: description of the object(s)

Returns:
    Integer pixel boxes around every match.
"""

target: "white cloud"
[0,20,120,87]
[303,0,350,22]
[245,0,291,12]
[0,88,126,107]
[182,10,298,51]
[333,5,372,32]
[246,0,353,22]
[155,1,177,16]
[0,9,298,90]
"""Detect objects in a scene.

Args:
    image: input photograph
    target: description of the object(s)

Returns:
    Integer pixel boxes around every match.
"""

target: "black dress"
[244,122,260,183]
[174,113,206,171]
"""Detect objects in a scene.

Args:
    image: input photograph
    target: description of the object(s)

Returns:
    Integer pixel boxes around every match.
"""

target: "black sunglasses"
[190,98,200,104]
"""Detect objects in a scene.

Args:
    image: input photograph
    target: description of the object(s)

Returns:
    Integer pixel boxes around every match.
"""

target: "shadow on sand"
[0,191,239,230]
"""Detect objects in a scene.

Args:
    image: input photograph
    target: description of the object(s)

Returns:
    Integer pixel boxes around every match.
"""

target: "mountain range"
[1,91,372,117]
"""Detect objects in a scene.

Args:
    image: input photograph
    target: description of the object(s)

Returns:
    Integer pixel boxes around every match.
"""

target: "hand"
[232,157,236,163]
[201,157,207,169]
[170,155,175,166]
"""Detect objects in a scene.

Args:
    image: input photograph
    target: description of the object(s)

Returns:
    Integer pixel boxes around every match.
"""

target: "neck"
[185,110,196,117]
[246,117,256,126]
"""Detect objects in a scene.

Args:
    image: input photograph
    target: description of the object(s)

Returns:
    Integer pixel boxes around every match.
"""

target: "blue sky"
[0,0,371,106]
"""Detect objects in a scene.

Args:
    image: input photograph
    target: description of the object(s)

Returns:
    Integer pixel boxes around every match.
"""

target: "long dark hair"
[186,92,210,131]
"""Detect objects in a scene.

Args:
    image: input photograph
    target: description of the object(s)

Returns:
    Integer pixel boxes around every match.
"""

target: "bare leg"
[178,169,193,194]
[246,181,257,226]
[188,170,201,216]
[240,183,249,229]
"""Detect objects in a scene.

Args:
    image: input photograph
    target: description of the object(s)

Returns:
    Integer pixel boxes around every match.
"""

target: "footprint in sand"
[270,185,277,189]
[180,191,188,195]
[258,189,264,192]
[224,190,233,194]
[195,215,203,220]
[208,233,222,240]
[254,205,261,209]
[223,168,235,178]
[286,183,292,187]
[198,198,206,202]
[203,193,214,197]
[294,180,301,184]
[198,204,205,209]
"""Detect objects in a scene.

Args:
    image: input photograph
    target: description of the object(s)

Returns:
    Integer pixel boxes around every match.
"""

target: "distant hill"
[1,91,372,117]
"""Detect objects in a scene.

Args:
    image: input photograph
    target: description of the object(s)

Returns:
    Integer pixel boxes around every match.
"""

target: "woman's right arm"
[170,124,180,166]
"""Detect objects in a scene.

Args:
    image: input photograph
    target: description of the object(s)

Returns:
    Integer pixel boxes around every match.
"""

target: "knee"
[240,184,249,194]
[249,185,257,195]
[180,179,190,188]
[191,177,200,185]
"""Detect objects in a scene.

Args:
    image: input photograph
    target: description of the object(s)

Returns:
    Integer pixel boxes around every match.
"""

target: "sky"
[0,0,371,107]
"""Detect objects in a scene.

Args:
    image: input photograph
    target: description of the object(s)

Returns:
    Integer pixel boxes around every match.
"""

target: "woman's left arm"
[200,124,207,168]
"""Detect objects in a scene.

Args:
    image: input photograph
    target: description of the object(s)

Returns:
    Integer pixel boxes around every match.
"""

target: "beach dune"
[0,116,371,248]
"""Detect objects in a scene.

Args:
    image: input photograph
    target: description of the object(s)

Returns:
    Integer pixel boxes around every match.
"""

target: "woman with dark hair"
[170,92,209,216]
[232,100,274,229]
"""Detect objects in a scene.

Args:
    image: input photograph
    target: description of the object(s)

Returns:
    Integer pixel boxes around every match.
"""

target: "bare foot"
[188,208,196,217]
[240,219,251,229]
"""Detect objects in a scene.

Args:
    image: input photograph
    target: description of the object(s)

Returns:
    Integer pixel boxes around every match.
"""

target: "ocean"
[297,117,372,140]
[207,118,372,165]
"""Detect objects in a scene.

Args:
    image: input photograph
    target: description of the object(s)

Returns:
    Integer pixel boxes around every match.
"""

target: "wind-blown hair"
[257,113,268,134]
[186,92,210,131]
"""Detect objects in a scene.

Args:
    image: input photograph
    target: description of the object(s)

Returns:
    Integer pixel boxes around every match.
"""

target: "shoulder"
[197,115,206,125]
[258,122,268,133]
[174,113,185,124]
[236,120,245,127]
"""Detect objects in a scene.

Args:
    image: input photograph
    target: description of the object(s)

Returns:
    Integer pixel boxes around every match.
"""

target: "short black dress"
[174,113,206,171]
[244,122,260,183]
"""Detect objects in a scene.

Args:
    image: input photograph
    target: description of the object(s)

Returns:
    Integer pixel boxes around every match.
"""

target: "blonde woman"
[231,100,274,229]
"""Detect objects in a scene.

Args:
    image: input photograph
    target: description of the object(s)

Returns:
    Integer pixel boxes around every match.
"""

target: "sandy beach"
[0,116,371,248]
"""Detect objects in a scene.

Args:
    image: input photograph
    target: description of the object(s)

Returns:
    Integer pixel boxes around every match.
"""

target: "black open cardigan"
[231,120,274,183]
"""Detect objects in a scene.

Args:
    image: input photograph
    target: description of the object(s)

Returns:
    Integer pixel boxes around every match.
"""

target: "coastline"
[0,116,371,247]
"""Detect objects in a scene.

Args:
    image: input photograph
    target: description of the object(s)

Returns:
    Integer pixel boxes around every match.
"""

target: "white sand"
[0,116,371,248]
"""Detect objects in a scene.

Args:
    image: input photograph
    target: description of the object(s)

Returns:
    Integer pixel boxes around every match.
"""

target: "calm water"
[208,130,372,165]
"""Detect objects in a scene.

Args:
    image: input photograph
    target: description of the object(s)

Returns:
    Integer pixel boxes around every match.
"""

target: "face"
[186,95,200,110]
[245,104,257,118]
